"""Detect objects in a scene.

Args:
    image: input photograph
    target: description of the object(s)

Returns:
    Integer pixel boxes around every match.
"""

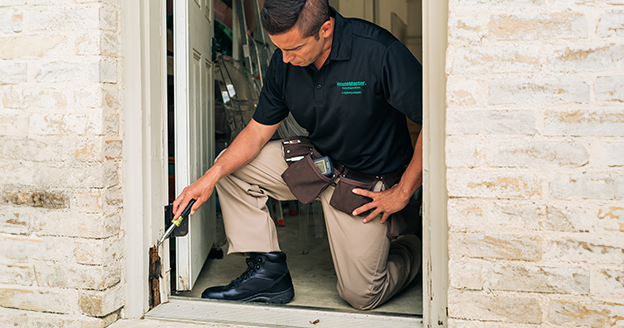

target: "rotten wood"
[149,246,162,309]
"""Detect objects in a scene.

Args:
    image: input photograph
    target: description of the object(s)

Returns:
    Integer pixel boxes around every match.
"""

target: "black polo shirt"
[253,8,423,175]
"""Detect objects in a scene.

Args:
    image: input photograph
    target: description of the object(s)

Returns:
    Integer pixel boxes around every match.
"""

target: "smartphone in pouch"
[313,156,333,177]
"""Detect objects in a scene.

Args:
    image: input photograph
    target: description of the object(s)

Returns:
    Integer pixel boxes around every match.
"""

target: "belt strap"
[335,162,407,188]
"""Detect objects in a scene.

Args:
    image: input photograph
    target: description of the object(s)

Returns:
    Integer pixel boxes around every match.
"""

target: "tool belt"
[280,136,421,239]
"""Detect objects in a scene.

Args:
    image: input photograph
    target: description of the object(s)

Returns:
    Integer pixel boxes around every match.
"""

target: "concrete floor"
[176,202,423,316]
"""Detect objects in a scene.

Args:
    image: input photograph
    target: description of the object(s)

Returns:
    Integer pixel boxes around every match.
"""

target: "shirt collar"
[328,7,352,62]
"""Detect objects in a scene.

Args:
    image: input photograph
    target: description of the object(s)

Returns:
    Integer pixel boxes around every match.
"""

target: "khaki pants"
[215,140,421,310]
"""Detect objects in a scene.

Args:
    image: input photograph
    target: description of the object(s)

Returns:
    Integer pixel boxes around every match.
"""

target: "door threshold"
[146,296,423,328]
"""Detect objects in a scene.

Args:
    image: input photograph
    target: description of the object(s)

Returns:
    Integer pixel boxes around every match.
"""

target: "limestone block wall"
[446,0,624,326]
[0,0,124,326]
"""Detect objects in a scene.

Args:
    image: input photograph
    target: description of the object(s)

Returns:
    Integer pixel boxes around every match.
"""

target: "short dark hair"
[261,0,330,39]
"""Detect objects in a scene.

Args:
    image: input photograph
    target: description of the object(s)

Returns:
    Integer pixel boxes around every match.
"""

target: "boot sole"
[240,286,295,304]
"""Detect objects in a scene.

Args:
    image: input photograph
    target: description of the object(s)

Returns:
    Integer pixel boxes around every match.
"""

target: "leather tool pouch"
[281,136,335,204]
[386,191,422,240]
[329,171,376,215]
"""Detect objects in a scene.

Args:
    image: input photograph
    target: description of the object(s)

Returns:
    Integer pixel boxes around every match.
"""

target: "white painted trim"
[147,297,423,327]
[422,0,449,327]
[122,0,168,318]
[121,0,147,318]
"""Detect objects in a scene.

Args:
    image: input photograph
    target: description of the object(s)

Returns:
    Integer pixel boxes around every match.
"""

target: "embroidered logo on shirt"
[337,81,366,95]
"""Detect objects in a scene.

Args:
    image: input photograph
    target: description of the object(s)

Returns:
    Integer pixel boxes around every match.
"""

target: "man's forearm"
[172,119,280,218]
[397,129,423,201]
[207,119,280,184]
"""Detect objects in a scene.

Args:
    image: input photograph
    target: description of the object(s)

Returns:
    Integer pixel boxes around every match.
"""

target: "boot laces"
[228,255,262,287]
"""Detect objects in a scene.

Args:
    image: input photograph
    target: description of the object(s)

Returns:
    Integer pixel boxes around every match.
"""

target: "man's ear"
[319,20,332,38]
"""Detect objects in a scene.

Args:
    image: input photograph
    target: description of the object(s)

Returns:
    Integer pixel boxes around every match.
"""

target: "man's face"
[269,25,326,67]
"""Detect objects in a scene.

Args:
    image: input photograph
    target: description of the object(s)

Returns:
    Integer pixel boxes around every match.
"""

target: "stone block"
[79,283,123,316]
[592,268,624,297]
[450,233,542,261]
[555,0,624,4]
[545,237,624,264]
[71,189,103,213]
[489,76,589,104]
[75,32,100,56]
[35,60,117,83]
[549,299,624,327]
[75,137,104,162]
[0,8,22,33]
[104,140,122,160]
[0,136,75,163]
[0,1,26,6]
[447,78,486,107]
[104,161,119,187]
[0,188,68,209]
[0,287,80,314]
[0,62,26,84]
[449,16,483,42]
[446,138,479,168]
[489,263,589,294]
[452,0,544,10]
[448,170,542,199]
[551,173,624,200]
[551,44,624,72]
[596,204,624,233]
[489,141,588,167]
[102,186,122,216]
[449,290,542,324]
[30,163,111,189]
[28,5,116,31]
[104,114,119,134]
[596,75,624,103]
[0,235,75,262]
[0,114,28,137]
[75,235,122,265]
[544,204,590,232]
[544,109,624,136]
[31,212,119,238]
[594,142,624,166]
[0,307,107,328]
[448,199,589,233]
[448,320,539,328]
[449,258,489,290]
[488,12,587,40]
[0,263,35,286]
[597,10,624,37]
[1,85,69,109]
[449,46,542,74]
[28,114,107,135]
[0,209,29,235]
[0,35,66,59]
[75,32,119,56]
[447,110,535,135]
[34,261,120,290]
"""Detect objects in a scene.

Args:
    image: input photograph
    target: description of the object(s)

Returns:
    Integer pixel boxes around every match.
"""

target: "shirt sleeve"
[380,41,423,125]
[252,50,291,125]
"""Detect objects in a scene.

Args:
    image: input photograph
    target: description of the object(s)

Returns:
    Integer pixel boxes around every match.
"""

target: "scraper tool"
[156,199,196,247]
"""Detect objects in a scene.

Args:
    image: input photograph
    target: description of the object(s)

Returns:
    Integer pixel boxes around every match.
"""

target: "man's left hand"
[351,185,410,223]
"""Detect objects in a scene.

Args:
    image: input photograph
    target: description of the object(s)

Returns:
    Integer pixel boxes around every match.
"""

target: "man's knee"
[338,284,380,311]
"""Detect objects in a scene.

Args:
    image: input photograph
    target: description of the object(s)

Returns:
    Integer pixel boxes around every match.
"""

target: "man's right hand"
[172,173,217,220]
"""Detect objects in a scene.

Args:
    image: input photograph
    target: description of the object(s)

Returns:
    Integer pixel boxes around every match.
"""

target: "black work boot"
[201,252,295,304]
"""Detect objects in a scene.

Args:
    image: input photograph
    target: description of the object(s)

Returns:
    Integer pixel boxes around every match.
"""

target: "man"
[173,0,423,310]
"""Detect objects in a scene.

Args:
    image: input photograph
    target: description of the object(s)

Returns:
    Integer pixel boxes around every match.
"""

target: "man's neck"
[313,16,336,70]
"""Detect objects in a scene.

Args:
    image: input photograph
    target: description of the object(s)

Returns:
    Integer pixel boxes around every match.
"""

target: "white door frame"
[121,0,449,324]
[422,0,449,327]
[121,0,169,318]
